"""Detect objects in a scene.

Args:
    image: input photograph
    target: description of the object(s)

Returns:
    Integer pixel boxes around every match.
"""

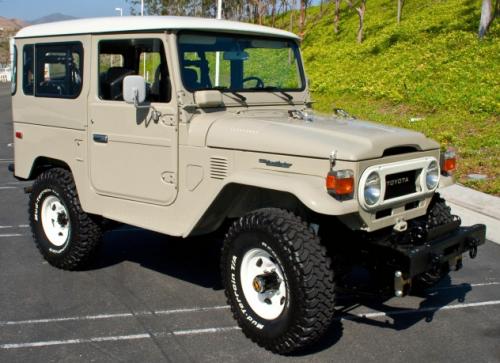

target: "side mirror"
[123,75,146,106]
[194,90,223,108]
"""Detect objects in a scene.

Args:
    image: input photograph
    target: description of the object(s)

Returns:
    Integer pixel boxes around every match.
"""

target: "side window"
[35,43,83,98]
[98,38,171,103]
[23,45,34,95]
[11,45,17,95]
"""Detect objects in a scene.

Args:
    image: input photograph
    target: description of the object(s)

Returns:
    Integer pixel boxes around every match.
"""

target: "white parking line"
[171,326,240,336]
[349,300,500,319]
[0,327,243,349]
[0,159,13,163]
[0,305,230,326]
[0,299,499,350]
[0,186,17,190]
[0,333,151,349]
[0,234,23,238]
[0,225,29,229]
[430,282,500,291]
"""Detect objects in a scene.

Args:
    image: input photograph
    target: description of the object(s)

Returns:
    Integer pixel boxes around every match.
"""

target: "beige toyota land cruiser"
[9,16,485,354]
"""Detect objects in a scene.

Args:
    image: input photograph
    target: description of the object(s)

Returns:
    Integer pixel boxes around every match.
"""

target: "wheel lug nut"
[256,258,263,267]
[264,298,272,305]
[280,297,285,305]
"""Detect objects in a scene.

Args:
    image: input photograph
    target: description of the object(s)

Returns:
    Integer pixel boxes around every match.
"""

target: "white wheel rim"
[240,248,287,320]
[41,195,70,247]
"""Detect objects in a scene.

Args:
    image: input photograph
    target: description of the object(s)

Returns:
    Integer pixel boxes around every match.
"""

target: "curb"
[439,184,500,245]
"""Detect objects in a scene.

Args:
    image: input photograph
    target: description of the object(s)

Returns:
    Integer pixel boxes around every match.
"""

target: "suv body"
[10,17,485,353]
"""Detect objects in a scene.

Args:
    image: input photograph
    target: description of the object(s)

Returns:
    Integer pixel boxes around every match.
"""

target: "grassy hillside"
[274,0,499,195]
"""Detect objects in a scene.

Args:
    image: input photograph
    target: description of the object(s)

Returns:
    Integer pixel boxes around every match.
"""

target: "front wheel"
[29,168,102,270]
[221,208,335,354]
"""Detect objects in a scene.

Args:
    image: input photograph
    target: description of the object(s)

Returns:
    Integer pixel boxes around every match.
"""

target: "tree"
[478,0,498,38]
[397,0,404,24]
[347,0,367,43]
[355,0,366,43]
[334,0,341,33]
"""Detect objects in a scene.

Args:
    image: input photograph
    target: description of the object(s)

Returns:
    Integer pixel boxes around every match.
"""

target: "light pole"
[215,0,222,86]
[115,7,123,16]
[141,0,146,81]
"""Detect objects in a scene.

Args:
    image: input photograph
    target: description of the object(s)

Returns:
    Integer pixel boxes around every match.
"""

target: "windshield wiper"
[249,86,293,101]
[205,86,247,102]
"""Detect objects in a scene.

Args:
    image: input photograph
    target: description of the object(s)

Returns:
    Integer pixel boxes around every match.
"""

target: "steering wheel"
[242,76,264,89]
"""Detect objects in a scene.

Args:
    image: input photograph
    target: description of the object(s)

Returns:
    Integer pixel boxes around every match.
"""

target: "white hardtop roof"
[15,16,300,40]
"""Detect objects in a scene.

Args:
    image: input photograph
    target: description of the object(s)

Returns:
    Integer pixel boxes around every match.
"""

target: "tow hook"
[393,219,408,233]
[467,237,479,259]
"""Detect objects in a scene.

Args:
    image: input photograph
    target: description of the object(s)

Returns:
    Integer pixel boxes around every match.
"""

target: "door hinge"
[160,115,177,127]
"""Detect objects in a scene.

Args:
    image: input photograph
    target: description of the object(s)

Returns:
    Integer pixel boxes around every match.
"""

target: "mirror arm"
[131,88,163,123]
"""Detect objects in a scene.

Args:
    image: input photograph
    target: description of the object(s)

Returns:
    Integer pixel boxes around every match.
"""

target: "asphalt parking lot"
[1,82,499,363]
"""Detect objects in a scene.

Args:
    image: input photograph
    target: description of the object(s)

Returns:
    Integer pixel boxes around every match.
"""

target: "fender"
[225,170,358,215]
[186,169,358,236]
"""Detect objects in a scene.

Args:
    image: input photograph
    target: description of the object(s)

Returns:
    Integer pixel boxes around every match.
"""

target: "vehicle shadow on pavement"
[85,227,225,290]
[337,276,472,331]
[84,226,473,355]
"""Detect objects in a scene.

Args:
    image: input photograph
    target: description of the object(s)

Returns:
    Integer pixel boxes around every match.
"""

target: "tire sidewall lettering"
[227,232,292,337]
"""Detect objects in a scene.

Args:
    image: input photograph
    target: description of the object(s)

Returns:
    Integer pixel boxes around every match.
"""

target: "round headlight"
[426,160,439,190]
[364,172,381,205]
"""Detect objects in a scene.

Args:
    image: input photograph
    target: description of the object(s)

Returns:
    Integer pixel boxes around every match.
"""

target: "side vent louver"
[210,156,229,180]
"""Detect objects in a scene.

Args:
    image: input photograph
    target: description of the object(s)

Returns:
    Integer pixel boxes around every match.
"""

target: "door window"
[98,38,171,103]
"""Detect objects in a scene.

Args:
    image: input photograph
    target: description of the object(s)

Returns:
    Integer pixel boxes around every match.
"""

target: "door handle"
[93,134,108,144]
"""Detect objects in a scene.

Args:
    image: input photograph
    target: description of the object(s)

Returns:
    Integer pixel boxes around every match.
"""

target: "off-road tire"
[414,194,455,290]
[425,193,455,228]
[29,168,102,270]
[221,208,335,354]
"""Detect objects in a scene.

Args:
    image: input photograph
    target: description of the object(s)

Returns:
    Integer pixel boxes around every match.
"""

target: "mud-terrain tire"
[414,194,456,290]
[221,208,335,354]
[29,168,102,270]
[425,193,455,228]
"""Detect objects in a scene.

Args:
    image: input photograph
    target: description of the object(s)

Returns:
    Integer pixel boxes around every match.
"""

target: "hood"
[206,111,439,161]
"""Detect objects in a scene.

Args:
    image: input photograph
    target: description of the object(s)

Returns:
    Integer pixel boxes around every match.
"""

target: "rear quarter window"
[34,42,83,99]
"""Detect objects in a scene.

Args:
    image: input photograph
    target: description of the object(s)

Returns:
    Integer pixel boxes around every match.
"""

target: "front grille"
[384,170,418,200]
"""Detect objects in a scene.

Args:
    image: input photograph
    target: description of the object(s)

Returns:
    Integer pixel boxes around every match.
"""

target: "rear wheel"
[29,168,102,270]
[221,208,335,354]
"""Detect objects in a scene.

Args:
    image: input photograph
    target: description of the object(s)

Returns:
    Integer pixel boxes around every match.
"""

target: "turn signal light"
[326,170,354,197]
[441,148,457,174]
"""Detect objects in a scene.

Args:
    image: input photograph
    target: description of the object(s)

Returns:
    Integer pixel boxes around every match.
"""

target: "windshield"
[177,32,305,93]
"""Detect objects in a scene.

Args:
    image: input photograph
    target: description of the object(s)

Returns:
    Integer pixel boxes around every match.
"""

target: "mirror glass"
[123,75,146,104]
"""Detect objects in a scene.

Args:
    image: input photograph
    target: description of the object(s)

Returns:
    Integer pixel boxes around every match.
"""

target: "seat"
[151,64,171,102]
[182,68,202,90]
[101,66,134,100]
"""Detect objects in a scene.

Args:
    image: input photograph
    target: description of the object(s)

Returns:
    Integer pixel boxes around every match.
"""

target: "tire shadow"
[84,225,225,290]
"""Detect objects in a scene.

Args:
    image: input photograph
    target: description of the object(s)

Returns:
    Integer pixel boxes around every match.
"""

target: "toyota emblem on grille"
[386,176,410,186]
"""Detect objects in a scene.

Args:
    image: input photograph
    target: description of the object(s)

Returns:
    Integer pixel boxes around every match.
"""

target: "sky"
[0,0,134,21]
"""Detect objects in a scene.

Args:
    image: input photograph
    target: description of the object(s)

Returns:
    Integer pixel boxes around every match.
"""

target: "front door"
[88,35,178,205]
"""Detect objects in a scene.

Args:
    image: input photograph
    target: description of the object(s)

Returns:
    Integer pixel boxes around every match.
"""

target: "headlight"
[364,172,381,205]
[426,160,439,190]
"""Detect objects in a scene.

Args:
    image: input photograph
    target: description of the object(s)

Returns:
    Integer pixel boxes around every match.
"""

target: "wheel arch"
[188,170,358,236]
[27,156,73,180]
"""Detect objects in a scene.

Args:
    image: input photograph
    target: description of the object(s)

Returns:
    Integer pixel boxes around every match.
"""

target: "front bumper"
[399,223,486,278]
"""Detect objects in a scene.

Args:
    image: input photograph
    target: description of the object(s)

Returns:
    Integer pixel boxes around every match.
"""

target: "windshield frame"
[176,31,306,94]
